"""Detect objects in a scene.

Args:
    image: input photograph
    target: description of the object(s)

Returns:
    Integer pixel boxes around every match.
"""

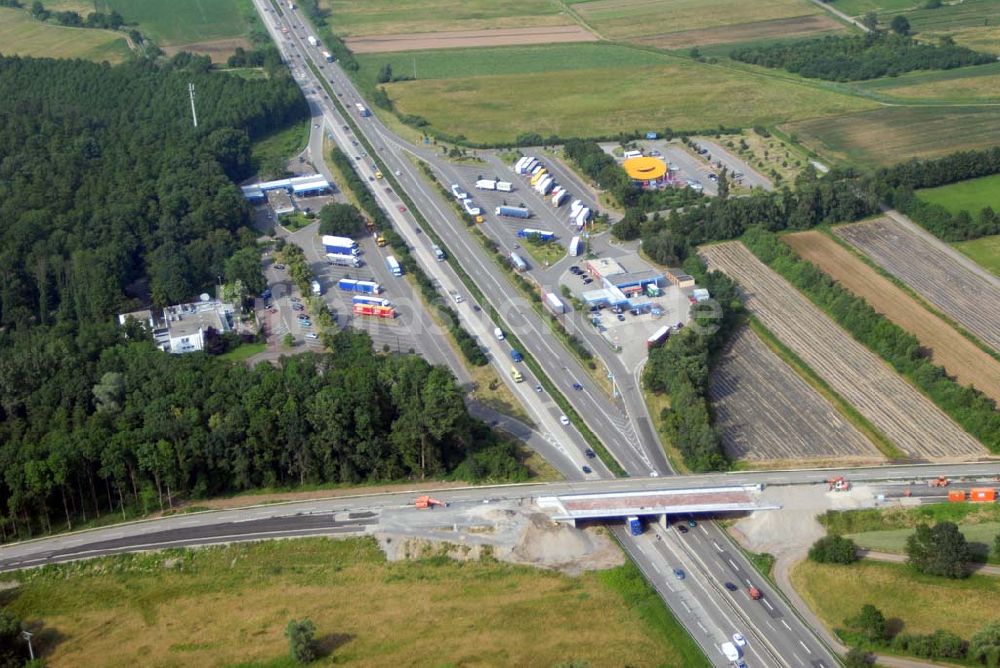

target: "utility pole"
[21,631,33,661]
[188,83,198,128]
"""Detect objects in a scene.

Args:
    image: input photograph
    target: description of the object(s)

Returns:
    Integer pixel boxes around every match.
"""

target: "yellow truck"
[511,366,523,383]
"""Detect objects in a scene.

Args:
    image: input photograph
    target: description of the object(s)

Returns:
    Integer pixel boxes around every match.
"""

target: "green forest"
[731,33,993,81]
[0,54,522,539]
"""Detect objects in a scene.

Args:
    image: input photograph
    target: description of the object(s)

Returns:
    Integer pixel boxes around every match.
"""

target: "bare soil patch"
[700,241,987,461]
[786,229,1000,402]
[346,26,598,53]
[710,327,882,463]
[837,217,1000,352]
[162,37,251,63]
[635,14,841,49]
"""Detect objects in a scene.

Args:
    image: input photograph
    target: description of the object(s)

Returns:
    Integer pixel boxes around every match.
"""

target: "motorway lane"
[263,6,603,479]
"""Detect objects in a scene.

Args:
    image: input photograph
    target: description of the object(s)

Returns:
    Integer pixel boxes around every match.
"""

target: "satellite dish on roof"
[199,293,211,302]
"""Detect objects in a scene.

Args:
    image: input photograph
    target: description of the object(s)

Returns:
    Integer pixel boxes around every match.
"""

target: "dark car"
[572,382,583,391]
[677,525,688,534]
[582,278,593,285]
[616,314,625,322]
[585,449,595,459]
[581,465,592,474]
[673,569,685,580]
[724,582,738,592]
[688,518,698,528]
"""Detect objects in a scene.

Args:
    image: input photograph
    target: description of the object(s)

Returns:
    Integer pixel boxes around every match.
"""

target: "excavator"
[828,476,850,492]
[414,495,447,509]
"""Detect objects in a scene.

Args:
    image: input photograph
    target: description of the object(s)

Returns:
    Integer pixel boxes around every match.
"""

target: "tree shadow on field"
[315,632,354,658]
[25,620,69,657]
[886,617,905,639]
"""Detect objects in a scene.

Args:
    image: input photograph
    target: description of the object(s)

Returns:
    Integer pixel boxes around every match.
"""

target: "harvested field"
[634,15,842,49]
[837,217,1000,353]
[709,327,881,462]
[785,229,1000,402]
[700,241,986,461]
[162,37,252,63]
[347,26,597,53]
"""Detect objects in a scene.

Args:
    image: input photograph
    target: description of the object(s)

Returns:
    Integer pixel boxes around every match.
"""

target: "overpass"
[538,484,778,524]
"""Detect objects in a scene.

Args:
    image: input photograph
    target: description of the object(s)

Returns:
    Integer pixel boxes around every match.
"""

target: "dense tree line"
[0,326,523,538]
[742,227,1000,452]
[0,55,306,327]
[29,1,123,29]
[644,265,743,471]
[731,33,993,81]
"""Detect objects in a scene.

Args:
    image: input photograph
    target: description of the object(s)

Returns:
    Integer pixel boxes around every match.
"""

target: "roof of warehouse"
[623,156,667,181]
[291,175,331,192]
[537,485,775,521]
[609,269,664,287]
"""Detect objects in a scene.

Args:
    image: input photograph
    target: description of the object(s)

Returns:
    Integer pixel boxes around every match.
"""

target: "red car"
[397,205,406,212]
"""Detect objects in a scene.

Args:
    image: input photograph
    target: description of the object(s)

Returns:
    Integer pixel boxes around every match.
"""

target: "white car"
[732,632,746,647]
[559,415,570,426]
[305,333,319,340]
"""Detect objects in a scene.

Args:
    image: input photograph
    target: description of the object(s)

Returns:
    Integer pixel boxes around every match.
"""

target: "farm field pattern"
[700,242,986,461]
[837,219,1000,353]
[785,229,1000,402]
[708,327,881,463]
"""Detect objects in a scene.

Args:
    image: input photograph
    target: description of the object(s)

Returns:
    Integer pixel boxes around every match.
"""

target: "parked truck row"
[513,155,589,230]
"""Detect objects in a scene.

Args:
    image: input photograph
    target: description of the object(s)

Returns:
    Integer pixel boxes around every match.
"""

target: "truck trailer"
[338,278,382,295]
[646,325,671,350]
[322,235,359,256]
[352,295,391,307]
[495,206,531,219]
[327,253,361,267]
[517,228,554,241]
[355,102,371,117]
[569,236,582,257]
[352,303,395,319]
[475,179,497,191]
[462,199,481,216]
[626,516,643,536]
[322,50,334,62]
[450,184,468,200]
[509,252,528,272]
[385,256,402,277]
[544,292,566,314]
[496,181,513,192]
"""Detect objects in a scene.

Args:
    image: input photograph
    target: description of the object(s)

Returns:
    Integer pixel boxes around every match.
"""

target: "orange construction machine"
[828,477,850,492]
[930,476,949,488]
[414,495,447,509]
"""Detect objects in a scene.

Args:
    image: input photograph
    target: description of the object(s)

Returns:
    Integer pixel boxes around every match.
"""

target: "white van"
[494,327,504,341]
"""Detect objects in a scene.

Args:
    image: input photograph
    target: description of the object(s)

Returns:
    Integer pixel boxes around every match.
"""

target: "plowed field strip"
[700,242,986,461]
[346,26,598,53]
[709,327,881,462]
[837,218,1000,352]
[785,230,1000,402]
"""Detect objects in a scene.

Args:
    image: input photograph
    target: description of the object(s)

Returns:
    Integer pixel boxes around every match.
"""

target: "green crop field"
[0,7,131,62]
[954,234,1000,276]
[101,0,251,46]
[366,44,875,144]
[848,522,1000,562]
[784,105,1000,166]
[918,173,1000,215]
[1,538,708,667]
[792,559,1000,640]
[321,0,575,37]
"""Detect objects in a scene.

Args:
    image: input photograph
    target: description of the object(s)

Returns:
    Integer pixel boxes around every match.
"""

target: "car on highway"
[581,465,592,474]
[559,415,570,426]
[572,382,583,391]
[732,633,746,647]
[673,568,685,580]
[585,449,595,459]
[368,176,374,182]
[394,170,401,176]
[724,582,738,592]
[354,155,361,160]
[677,525,688,534]
[534,384,542,393]
[397,205,406,212]
[384,187,392,194]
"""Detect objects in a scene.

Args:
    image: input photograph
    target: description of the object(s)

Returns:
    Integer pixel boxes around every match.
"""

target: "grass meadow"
[918,173,1000,215]
[792,559,1000,640]
[360,43,874,144]
[954,234,1000,276]
[0,7,130,62]
[2,538,708,667]
[102,0,251,45]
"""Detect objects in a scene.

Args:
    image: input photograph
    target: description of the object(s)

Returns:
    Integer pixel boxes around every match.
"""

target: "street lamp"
[21,630,33,661]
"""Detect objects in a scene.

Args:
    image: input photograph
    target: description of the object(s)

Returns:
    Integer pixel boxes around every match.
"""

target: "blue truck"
[627,516,643,536]
[322,234,359,256]
[338,278,382,295]
[496,205,531,219]
[516,228,554,241]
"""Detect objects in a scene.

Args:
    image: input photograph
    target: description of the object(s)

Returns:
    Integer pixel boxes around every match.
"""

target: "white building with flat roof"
[163,300,234,354]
